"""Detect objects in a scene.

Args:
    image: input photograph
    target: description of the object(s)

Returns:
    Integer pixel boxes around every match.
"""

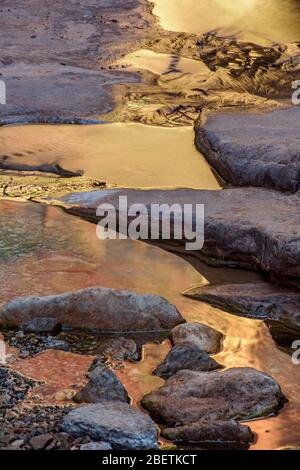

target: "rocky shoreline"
[0,0,299,453]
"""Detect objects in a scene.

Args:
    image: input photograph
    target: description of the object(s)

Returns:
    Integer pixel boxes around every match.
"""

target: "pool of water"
[0,200,300,450]
[152,0,300,45]
[0,123,219,190]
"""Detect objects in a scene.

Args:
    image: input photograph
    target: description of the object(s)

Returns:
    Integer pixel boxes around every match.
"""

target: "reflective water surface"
[1,200,300,449]
[152,0,300,45]
[0,123,219,190]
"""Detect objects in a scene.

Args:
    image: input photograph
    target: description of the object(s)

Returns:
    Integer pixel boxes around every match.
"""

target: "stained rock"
[0,287,184,331]
[97,337,139,362]
[184,283,300,344]
[22,317,62,335]
[162,419,255,447]
[47,188,300,286]
[73,363,129,404]
[153,343,222,379]
[62,402,158,450]
[141,368,285,426]
[195,107,300,192]
[171,322,223,354]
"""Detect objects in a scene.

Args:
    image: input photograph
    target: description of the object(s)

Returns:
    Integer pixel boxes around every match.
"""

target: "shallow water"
[0,123,219,190]
[152,0,300,45]
[1,200,300,450]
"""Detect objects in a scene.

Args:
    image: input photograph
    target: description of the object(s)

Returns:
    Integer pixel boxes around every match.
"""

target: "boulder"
[153,343,222,379]
[171,322,223,354]
[62,402,158,450]
[162,419,255,447]
[141,367,286,426]
[22,317,61,335]
[195,107,300,192]
[0,287,184,331]
[184,283,300,344]
[73,363,129,404]
[48,188,300,286]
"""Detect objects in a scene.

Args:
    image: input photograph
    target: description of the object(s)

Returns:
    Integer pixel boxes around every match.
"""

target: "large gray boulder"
[153,343,223,379]
[48,188,300,286]
[62,402,158,450]
[184,282,300,344]
[141,367,286,426]
[195,107,300,192]
[0,287,184,331]
[171,322,223,354]
[73,363,129,404]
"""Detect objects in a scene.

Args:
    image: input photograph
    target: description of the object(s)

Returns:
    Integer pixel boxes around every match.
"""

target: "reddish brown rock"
[171,322,223,354]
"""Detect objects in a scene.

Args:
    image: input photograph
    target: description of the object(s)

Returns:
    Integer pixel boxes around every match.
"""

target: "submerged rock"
[73,363,129,404]
[22,317,62,335]
[0,287,184,331]
[62,402,158,450]
[195,107,300,192]
[162,419,255,447]
[49,188,300,286]
[184,283,300,345]
[141,367,285,426]
[171,322,223,354]
[153,343,222,379]
[96,337,139,362]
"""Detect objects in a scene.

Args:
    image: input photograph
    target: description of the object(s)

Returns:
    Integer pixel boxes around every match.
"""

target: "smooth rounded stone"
[162,419,255,447]
[73,363,129,404]
[195,107,300,192]
[62,402,158,450]
[0,287,184,331]
[22,317,62,335]
[50,188,300,285]
[80,441,112,451]
[97,337,139,362]
[141,367,286,426]
[171,322,223,354]
[184,283,300,344]
[153,343,223,379]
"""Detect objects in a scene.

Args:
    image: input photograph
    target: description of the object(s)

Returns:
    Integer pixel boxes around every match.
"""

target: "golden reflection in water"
[152,0,300,45]
[0,123,219,190]
[1,201,300,449]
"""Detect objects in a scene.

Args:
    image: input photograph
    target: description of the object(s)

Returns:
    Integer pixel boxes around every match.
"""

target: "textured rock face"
[162,420,255,447]
[96,337,139,362]
[62,402,158,450]
[195,107,300,192]
[171,322,223,354]
[0,287,184,331]
[22,317,61,335]
[74,363,129,404]
[184,283,300,343]
[154,343,222,379]
[141,368,285,426]
[52,188,300,284]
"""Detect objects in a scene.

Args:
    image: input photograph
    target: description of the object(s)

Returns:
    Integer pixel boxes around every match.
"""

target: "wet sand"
[0,123,219,189]
[1,200,300,450]
[152,0,300,45]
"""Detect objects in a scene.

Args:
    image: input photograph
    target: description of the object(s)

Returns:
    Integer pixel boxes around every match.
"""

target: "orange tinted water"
[1,200,300,449]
